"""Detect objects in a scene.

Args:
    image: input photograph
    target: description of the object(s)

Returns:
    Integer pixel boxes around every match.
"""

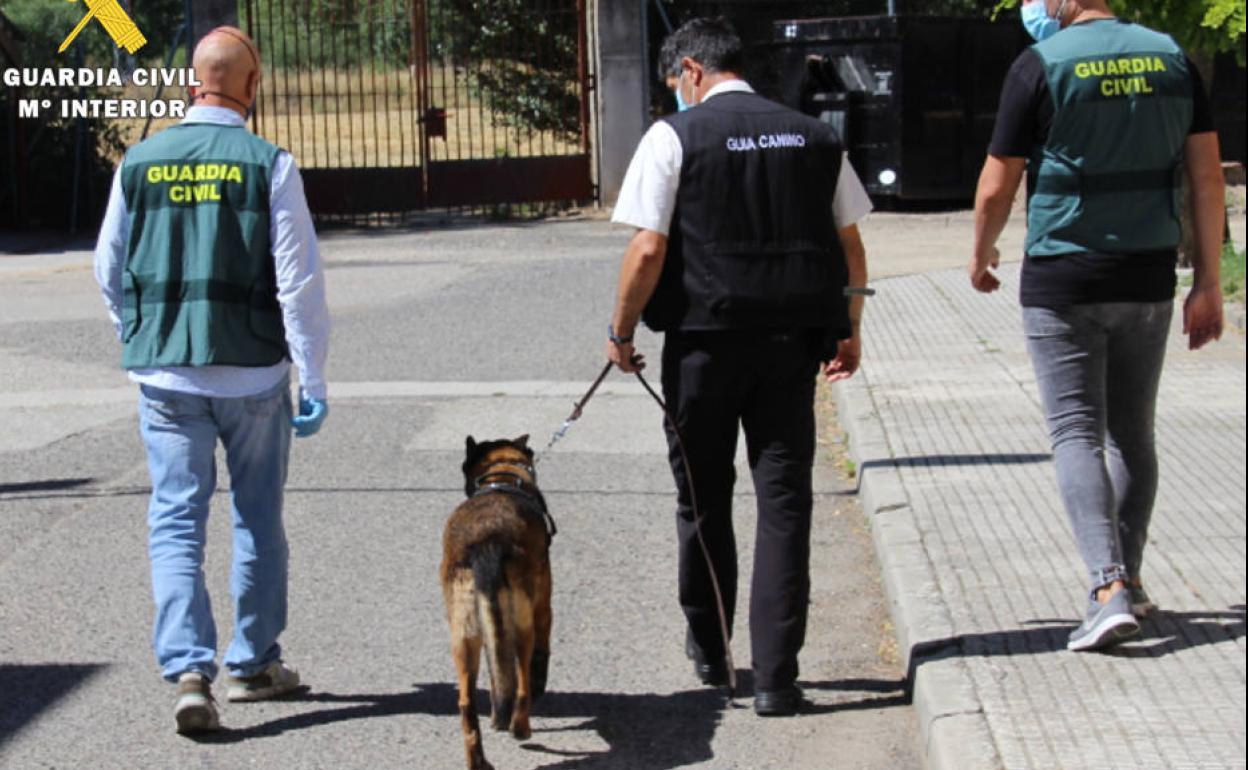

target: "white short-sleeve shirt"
[612,80,873,236]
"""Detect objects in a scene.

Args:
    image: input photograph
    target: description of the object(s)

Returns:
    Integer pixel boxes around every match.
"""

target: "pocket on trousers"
[243,389,284,418]
[1022,306,1083,339]
[139,386,185,424]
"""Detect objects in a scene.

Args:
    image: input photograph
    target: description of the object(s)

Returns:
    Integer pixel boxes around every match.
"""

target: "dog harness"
[471,463,557,545]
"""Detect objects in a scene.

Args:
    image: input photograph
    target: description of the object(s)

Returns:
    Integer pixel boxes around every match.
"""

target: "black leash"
[545,361,738,700]
[541,362,613,456]
[632,368,738,699]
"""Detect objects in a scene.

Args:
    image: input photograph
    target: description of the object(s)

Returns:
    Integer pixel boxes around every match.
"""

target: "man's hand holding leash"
[605,325,645,373]
[607,228,667,373]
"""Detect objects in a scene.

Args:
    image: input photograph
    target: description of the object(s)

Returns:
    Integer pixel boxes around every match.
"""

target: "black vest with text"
[643,89,850,337]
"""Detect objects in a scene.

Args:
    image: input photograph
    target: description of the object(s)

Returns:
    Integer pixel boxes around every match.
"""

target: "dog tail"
[469,538,518,727]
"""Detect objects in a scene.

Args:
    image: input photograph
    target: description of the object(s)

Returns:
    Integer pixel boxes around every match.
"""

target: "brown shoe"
[226,661,302,702]
[174,673,220,734]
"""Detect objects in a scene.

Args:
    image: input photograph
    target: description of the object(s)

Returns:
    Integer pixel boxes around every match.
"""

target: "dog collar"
[471,468,557,544]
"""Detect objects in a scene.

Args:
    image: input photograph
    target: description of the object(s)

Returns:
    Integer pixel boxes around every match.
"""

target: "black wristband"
[608,324,633,344]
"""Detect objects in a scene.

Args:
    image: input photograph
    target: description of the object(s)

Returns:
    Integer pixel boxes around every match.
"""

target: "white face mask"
[1022,0,1067,42]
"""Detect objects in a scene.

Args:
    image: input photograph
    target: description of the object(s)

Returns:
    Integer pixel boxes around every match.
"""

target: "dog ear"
[513,434,530,449]
[466,435,477,453]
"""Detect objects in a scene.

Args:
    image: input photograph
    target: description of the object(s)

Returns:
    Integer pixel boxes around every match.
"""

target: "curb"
[833,375,1002,770]
[1226,302,1246,333]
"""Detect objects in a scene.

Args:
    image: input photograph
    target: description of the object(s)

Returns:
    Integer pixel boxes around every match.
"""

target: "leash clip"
[541,361,614,457]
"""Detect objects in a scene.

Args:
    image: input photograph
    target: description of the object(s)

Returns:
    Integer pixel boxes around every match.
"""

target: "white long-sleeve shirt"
[94,105,330,400]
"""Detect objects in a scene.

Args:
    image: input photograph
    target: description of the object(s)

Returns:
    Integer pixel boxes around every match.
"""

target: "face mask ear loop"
[674,70,690,112]
[193,89,255,118]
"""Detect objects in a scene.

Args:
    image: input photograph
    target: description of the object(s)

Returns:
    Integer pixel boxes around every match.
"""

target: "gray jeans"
[1023,301,1173,594]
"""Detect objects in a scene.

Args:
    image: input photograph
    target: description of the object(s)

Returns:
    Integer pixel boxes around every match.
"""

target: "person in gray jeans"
[967,0,1225,651]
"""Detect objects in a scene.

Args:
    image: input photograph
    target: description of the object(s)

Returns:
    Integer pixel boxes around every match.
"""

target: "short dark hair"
[658,17,743,80]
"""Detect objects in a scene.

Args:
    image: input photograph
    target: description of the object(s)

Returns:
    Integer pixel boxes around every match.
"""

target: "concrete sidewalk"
[835,263,1246,770]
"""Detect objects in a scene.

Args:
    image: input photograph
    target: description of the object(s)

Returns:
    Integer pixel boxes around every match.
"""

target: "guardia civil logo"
[58,0,147,54]
[2,1,194,120]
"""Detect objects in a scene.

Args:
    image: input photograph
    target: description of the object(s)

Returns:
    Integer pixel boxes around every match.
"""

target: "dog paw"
[511,721,531,741]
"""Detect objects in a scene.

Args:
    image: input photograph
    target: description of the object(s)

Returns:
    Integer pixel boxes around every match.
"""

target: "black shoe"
[685,631,729,687]
[754,684,803,716]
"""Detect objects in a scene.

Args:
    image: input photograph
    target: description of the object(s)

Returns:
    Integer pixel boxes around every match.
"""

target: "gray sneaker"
[1130,585,1158,617]
[174,672,220,734]
[1067,589,1140,652]
[226,661,301,702]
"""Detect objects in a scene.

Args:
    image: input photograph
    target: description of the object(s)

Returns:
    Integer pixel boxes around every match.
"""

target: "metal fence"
[240,0,594,222]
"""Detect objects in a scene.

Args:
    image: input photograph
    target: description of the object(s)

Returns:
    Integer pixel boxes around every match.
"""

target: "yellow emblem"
[58,0,147,55]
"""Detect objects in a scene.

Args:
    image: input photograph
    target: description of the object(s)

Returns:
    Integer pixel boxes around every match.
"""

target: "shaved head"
[191,26,262,116]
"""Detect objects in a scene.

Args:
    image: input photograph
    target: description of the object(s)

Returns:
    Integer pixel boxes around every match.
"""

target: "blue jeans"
[1023,302,1172,594]
[138,377,292,682]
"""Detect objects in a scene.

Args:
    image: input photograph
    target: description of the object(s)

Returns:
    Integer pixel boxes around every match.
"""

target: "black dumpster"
[768,15,1029,205]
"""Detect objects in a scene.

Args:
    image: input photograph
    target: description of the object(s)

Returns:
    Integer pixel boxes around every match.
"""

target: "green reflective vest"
[119,122,287,369]
[1026,20,1194,257]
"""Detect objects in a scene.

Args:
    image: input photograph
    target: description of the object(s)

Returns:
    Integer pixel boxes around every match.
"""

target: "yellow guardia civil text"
[145,164,244,203]
[1074,56,1168,98]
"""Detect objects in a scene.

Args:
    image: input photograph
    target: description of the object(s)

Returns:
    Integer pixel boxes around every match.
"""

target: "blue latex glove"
[292,395,328,438]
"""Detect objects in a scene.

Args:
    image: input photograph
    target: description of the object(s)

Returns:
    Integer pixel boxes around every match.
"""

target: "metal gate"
[241,0,594,219]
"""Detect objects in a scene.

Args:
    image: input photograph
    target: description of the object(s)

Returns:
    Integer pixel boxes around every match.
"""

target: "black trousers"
[660,329,820,691]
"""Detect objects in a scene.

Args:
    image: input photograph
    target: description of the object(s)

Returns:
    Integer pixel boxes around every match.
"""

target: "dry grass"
[112,65,582,168]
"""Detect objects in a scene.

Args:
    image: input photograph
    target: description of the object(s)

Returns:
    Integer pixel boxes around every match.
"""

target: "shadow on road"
[191,686,456,743]
[191,676,912,767]
[797,677,911,715]
[860,453,1052,472]
[906,604,1246,682]
[0,477,95,495]
[0,663,108,747]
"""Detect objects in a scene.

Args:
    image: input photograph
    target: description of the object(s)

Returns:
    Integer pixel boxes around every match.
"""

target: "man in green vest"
[970,0,1224,651]
[94,27,330,733]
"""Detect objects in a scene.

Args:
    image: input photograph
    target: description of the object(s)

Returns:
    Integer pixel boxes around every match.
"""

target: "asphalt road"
[0,219,920,770]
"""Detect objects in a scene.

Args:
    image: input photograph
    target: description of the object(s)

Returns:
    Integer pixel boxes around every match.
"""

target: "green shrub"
[1222,241,1246,303]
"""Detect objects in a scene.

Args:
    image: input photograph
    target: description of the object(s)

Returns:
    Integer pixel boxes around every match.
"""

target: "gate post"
[188,0,239,50]
[595,0,649,207]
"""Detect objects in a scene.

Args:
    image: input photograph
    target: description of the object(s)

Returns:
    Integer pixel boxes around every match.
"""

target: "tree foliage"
[249,0,411,69]
[992,0,1246,62]
[432,0,581,141]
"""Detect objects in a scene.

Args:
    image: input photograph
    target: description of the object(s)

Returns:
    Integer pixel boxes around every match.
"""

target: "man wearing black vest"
[94,27,329,733]
[607,17,871,716]
[971,0,1224,651]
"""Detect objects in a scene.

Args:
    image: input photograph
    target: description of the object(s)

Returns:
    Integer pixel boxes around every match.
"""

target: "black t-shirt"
[989,20,1215,308]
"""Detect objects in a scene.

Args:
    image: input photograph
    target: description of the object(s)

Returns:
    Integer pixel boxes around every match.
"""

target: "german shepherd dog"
[441,435,554,770]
